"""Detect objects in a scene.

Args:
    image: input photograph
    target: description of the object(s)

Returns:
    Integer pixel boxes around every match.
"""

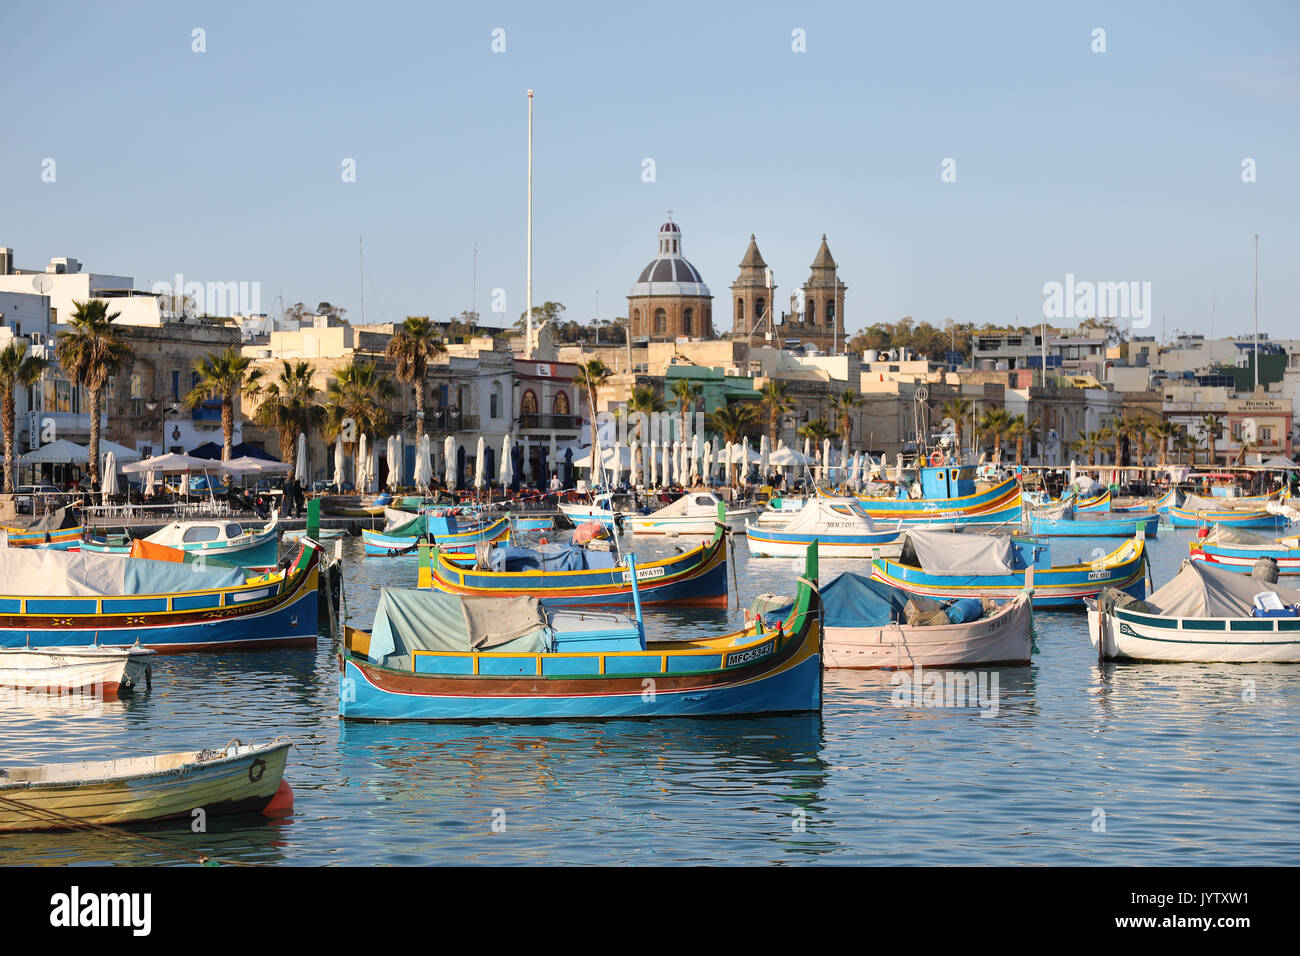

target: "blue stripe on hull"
[340,654,821,721]
[448,561,729,607]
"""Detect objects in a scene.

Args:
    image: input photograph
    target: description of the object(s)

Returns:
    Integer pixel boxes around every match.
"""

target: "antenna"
[472,242,478,322]
[359,236,364,325]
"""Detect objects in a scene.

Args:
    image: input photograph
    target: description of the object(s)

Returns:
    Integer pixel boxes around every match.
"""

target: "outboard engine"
[1252,556,1280,584]
[474,540,494,571]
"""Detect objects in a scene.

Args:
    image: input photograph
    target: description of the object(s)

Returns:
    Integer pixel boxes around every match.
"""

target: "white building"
[0,248,169,326]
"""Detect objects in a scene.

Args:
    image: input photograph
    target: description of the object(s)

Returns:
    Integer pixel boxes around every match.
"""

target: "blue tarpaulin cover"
[764,571,911,627]
[490,543,617,573]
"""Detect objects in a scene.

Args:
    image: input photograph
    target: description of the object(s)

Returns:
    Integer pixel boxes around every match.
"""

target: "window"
[490,390,499,419]
[224,524,242,539]
[130,373,143,400]
[755,298,765,320]
[521,389,538,416]
[171,370,180,401]
[825,299,835,323]
[736,298,744,322]
[654,309,666,333]
[807,300,816,323]
[439,384,449,406]
[183,526,220,543]
[682,308,693,336]
[553,391,570,416]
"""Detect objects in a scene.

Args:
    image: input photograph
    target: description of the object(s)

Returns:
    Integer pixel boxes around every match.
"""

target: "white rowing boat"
[0,646,154,697]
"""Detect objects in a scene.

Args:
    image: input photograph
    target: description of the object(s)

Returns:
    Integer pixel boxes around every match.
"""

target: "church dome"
[629,215,710,298]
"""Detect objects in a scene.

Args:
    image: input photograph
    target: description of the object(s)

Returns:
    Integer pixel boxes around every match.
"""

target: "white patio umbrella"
[367,439,378,493]
[648,440,658,488]
[355,434,369,491]
[822,439,832,483]
[333,437,345,489]
[548,433,558,482]
[894,453,904,483]
[803,436,811,465]
[444,436,456,489]
[703,440,714,484]
[500,434,513,489]
[519,435,529,485]
[101,452,119,503]
[690,432,701,484]
[415,434,433,492]
[629,440,641,487]
[386,435,401,491]
[143,468,156,498]
[1069,459,1077,486]
[473,436,486,489]
[667,440,677,485]
[294,433,308,485]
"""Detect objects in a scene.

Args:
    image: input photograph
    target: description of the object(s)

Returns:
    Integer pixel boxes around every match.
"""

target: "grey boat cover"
[899,529,1013,574]
[1181,493,1263,512]
[8,506,77,532]
[0,547,247,597]
[366,588,550,665]
[1146,559,1300,617]
[1200,525,1281,548]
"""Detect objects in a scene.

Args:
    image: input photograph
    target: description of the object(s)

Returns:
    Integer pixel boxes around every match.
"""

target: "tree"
[252,360,324,468]
[798,418,836,445]
[669,378,703,444]
[832,389,860,449]
[516,301,566,330]
[1073,430,1101,466]
[386,316,447,446]
[624,384,664,475]
[1007,414,1040,465]
[0,343,48,493]
[938,397,974,448]
[1199,413,1224,467]
[183,347,265,460]
[323,361,397,456]
[574,359,612,444]
[1151,421,1181,467]
[758,380,793,448]
[707,404,759,485]
[977,408,1014,463]
[56,299,133,484]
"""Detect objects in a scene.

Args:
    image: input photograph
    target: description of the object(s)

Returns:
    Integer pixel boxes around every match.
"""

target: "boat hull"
[0,647,152,697]
[1027,512,1160,538]
[362,516,510,556]
[745,522,905,558]
[1189,545,1300,573]
[824,592,1033,669]
[853,477,1021,523]
[3,526,84,550]
[1170,506,1285,529]
[0,741,290,832]
[1089,607,1300,663]
[628,511,755,535]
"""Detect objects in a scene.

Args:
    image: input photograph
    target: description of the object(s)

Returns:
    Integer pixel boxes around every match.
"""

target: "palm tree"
[183,346,265,460]
[938,397,973,448]
[323,361,397,457]
[252,360,324,468]
[832,389,861,449]
[1006,414,1039,465]
[668,378,703,445]
[55,299,133,483]
[625,384,665,476]
[1151,421,1181,467]
[707,404,758,485]
[798,418,836,445]
[977,408,1014,463]
[386,316,447,446]
[574,359,613,449]
[1096,425,1115,465]
[0,343,49,493]
[1199,413,1224,467]
[1073,430,1101,466]
[1234,438,1259,467]
[758,381,793,448]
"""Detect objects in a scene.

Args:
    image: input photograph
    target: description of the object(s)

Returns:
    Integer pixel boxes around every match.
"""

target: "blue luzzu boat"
[0,541,320,651]
[871,528,1147,609]
[362,512,510,556]
[421,505,729,607]
[746,497,908,558]
[82,514,281,568]
[852,465,1022,525]
[338,545,823,722]
[1169,492,1287,530]
[1028,506,1160,538]
[1075,489,1111,512]
[1189,525,1300,574]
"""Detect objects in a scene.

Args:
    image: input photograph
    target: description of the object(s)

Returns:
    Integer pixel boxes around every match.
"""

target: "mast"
[359,236,364,324]
[1253,233,1259,391]
[526,90,534,354]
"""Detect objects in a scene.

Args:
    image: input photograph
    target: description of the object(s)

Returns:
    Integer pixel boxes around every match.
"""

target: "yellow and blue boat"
[339,545,823,721]
[362,512,510,556]
[853,465,1023,526]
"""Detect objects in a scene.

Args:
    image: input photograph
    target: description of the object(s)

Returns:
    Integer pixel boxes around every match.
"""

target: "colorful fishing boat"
[627,491,756,535]
[508,515,555,532]
[338,545,823,721]
[871,528,1147,608]
[82,513,281,567]
[1075,488,1111,512]
[1027,506,1160,538]
[420,505,729,607]
[0,542,320,652]
[1189,525,1300,574]
[0,646,154,698]
[1169,493,1287,530]
[853,465,1023,526]
[321,493,392,517]
[2,507,83,550]
[0,738,291,832]
[746,497,908,558]
[361,513,510,556]
[1088,559,1300,663]
[753,571,1033,669]
[557,497,626,530]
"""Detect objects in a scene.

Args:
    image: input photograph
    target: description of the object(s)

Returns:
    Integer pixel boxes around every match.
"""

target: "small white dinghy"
[628,491,755,535]
[1089,558,1300,663]
[0,646,153,698]
[0,738,292,832]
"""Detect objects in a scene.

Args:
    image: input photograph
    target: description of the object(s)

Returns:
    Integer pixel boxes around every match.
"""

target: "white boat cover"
[1147,559,1300,617]
[900,529,1013,574]
[1182,493,1264,512]
[0,548,246,597]
[366,588,550,665]
[1200,525,1283,548]
[646,492,723,519]
[782,498,877,534]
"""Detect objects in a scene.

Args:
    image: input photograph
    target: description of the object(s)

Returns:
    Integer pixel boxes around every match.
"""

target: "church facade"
[627,216,713,342]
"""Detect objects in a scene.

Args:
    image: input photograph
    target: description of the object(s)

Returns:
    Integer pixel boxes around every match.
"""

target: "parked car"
[14,483,67,515]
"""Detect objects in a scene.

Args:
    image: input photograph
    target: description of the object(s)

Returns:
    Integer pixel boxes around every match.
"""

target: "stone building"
[730,235,846,353]
[627,216,713,343]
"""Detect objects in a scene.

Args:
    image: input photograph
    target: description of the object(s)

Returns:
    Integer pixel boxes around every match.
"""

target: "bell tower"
[800,235,846,352]
[730,235,775,342]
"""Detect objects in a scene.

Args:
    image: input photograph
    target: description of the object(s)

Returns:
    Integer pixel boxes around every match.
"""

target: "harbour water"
[3,526,1298,865]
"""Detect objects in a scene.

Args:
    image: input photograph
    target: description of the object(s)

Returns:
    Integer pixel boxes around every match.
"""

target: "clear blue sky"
[2,1,1296,340]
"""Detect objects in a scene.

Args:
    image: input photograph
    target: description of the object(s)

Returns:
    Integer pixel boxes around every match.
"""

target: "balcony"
[426,408,479,432]
[517,414,583,431]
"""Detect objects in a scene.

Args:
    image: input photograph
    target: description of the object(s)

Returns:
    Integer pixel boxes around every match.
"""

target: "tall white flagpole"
[526,90,534,354]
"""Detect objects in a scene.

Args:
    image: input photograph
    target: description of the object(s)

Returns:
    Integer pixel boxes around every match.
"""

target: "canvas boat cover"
[1146,559,1300,617]
[899,529,1014,574]
[1200,525,1282,548]
[0,548,247,597]
[6,506,77,533]
[489,543,617,573]
[646,492,722,519]
[1182,493,1264,513]
[366,588,550,665]
[384,510,426,535]
[782,498,878,535]
[763,571,909,628]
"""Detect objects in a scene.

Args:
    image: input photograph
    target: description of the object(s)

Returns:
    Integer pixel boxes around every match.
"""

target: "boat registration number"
[1088,570,1111,581]
[620,566,666,583]
[727,639,775,667]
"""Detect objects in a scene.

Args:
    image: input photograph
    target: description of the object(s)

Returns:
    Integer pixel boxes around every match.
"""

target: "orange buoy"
[1196,526,1210,538]
[262,779,295,818]
[539,536,548,545]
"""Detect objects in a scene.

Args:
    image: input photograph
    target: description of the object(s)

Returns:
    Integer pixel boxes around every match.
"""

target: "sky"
[1,1,1297,342]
